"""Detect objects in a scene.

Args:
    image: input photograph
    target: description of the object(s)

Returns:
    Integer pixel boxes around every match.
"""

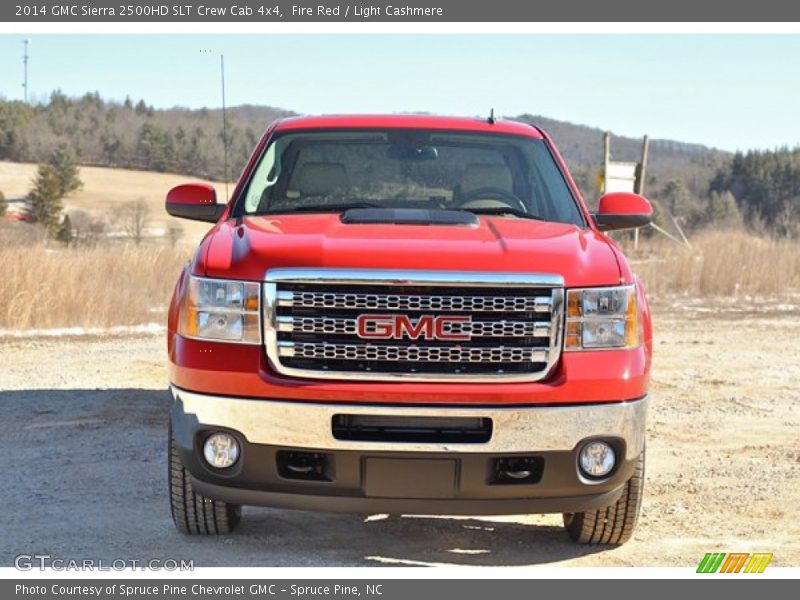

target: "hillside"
[0,92,727,210]
[517,114,729,204]
[0,93,293,183]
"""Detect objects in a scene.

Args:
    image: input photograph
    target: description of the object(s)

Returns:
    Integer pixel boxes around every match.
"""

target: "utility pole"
[201,48,230,199]
[637,135,650,197]
[602,131,610,194]
[220,54,229,201]
[634,135,649,251]
[22,39,30,103]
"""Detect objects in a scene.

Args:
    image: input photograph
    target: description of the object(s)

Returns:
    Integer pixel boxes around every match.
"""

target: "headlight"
[179,276,261,344]
[565,285,639,350]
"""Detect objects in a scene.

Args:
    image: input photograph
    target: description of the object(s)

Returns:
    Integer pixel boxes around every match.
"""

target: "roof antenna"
[488,108,496,125]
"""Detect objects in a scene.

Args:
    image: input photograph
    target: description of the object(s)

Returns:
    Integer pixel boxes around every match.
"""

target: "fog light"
[203,432,239,469]
[579,441,615,478]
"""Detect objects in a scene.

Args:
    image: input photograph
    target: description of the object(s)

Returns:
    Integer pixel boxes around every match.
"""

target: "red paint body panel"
[166,183,217,206]
[598,191,653,217]
[273,114,544,138]
[195,215,624,288]
[168,115,652,406]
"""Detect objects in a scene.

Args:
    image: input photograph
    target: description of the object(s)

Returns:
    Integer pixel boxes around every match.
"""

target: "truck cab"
[165,115,653,544]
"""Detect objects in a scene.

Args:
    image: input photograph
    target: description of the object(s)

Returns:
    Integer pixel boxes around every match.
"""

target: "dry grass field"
[0,243,189,330]
[0,160,225,244]
[622,230,800,298]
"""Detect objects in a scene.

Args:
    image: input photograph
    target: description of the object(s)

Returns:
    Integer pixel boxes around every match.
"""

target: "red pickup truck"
[165,114,653,545]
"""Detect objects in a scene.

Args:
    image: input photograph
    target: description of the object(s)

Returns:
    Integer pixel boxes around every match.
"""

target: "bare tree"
[118,199,150,245]
[70,209,108,246]
[166,222,184,247]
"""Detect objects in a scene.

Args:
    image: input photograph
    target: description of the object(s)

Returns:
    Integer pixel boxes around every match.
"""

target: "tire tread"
[167,425,241,535]
[563,450,645,545]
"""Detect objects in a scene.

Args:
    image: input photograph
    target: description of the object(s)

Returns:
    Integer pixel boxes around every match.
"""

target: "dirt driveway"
[1,305,798,567]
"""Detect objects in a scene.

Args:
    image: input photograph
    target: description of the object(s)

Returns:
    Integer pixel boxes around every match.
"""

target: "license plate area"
[364,458,457,499]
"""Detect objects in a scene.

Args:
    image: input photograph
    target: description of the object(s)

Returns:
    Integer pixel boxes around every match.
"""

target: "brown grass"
[624,229,800,298]
[0,160,221,331]
[0,242,189,330]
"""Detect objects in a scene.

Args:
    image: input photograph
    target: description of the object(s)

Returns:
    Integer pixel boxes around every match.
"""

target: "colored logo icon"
[697,553,773,573]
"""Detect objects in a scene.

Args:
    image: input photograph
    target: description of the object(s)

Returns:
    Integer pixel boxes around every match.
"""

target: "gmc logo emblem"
[356,314,471,341]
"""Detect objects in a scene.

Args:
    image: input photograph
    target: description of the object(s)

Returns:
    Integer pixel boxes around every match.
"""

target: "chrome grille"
[279,290,552,313]
[280,341,548,363]
[264,268,564,383]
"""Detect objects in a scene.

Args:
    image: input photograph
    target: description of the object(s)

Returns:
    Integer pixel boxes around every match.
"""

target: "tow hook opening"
[276,451,333,482]
[490,456,544,485]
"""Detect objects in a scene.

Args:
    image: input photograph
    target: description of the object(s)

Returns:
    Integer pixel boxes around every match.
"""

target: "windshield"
[238,129,584,225]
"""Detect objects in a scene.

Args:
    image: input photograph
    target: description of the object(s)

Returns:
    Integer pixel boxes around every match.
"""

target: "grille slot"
[333,414,492,444]
[278,290,552,312]
[264,269,564,382]
[280,341,548,363]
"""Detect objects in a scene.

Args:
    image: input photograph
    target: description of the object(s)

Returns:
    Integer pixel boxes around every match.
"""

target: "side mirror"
[593,192,653,232]
[165,183,226,223]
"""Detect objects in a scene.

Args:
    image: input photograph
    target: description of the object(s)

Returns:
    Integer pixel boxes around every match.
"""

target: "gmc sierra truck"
[165,115,653,545]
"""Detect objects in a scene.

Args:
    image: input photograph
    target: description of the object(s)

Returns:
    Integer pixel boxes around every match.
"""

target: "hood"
[196,214,623,287]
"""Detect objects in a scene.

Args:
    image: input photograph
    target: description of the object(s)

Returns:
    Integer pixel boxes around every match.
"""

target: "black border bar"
[4,1,800,22]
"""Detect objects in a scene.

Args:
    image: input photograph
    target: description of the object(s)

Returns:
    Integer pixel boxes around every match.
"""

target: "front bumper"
[171,387,648,515]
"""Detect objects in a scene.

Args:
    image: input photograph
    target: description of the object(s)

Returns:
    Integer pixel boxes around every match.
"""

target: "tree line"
[710,148,800,237]
[0,91,292,181]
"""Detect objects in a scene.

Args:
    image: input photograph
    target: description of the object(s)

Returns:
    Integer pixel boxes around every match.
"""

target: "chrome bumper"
[171,387,647,459]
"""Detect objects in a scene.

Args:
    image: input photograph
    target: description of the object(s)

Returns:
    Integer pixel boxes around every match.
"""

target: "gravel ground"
[1,305,798,567]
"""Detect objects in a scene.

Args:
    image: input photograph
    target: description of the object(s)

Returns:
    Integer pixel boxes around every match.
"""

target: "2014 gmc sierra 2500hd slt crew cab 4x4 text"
[165,114,653,545]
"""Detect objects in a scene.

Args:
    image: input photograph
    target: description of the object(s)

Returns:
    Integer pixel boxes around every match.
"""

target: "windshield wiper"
[456,207,547,221]
[262,202,382,214]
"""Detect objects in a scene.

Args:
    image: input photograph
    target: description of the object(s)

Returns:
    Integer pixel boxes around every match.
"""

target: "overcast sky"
[1,34,799,151]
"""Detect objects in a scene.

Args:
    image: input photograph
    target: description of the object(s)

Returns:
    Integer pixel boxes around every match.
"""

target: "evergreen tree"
[706,190,741,226]
[48,143,83,197]
[137,123,176,172]
[661,179,690,216]
[26,164,64,235]
[710,148,800,235]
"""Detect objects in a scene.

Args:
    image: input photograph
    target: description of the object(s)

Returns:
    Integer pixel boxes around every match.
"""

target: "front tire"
[168,425,242,535]
[562,449,645,545]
